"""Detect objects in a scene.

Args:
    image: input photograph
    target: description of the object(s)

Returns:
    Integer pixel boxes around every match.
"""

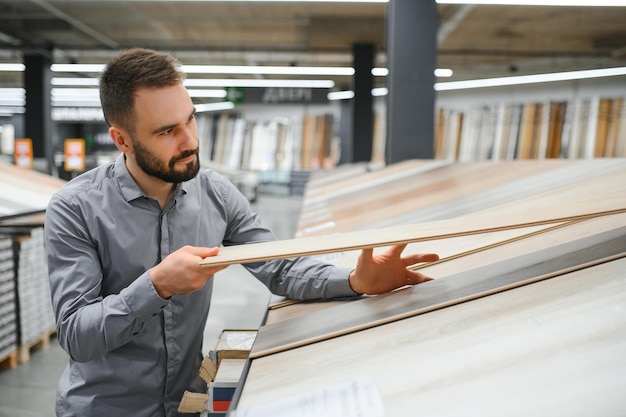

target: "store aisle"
[0,193,303,417]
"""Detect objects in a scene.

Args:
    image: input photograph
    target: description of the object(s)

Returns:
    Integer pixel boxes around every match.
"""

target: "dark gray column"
[385,0,437,163]
[24,53,54,174]
[338,99,353,165]
[350,43,374,163]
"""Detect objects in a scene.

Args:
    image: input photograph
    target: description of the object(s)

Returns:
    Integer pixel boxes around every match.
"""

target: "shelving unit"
[0,162,65,369]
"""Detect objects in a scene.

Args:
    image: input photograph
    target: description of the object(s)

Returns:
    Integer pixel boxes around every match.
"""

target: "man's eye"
[160,128,173,136]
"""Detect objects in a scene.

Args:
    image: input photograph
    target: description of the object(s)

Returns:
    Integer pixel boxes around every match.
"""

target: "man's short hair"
[99,48,186,132]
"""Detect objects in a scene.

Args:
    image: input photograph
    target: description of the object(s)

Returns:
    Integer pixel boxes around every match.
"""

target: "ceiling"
[1,1,626,95]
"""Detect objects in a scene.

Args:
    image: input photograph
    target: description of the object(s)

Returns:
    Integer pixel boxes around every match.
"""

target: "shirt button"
[152,312,159,317]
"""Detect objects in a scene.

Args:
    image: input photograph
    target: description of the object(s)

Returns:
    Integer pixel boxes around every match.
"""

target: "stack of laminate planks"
[0,234,17,368]
[216,158,626,417]
[0,161,65,368]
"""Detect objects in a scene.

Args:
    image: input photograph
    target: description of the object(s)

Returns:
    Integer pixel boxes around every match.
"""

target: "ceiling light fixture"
[0,63,25,72]
[195,102,236,113]
[50,63,454,78]
[184,79,336,88]
[51,78,335,88]
[435,66,626,91]
[436,0,626,5]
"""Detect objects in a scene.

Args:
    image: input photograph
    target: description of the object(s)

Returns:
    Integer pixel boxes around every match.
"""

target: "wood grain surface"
[263,222,563,325]
[200,205,624,268]
[249,221,626,358]
[201,161,625,268]
[237,257,626,415]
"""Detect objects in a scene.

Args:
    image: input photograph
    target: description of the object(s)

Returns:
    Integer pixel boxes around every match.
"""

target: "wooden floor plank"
[264,222,563,325]
[202,166,625,268]
[249,222,626,358]
[298,159,624,236]
[237,257,626,415]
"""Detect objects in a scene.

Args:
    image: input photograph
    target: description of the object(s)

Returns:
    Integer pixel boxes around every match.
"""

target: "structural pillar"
[385,0,437,163]
[350,43,374,163]
[24,52,54,174]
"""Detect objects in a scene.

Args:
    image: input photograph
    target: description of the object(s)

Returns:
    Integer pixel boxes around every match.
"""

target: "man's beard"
[132,138,200,183]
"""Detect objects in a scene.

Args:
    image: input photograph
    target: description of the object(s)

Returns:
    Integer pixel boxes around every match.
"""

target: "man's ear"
[110,126,132,154]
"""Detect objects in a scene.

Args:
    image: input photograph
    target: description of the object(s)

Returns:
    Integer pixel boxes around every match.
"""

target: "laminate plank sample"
[249,223,626,358]
[264,223,561,325]
[200,196,624,268]
[237,257,626,416]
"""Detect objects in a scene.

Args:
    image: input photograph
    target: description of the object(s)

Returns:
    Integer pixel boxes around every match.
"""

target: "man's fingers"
[387,244,408,257]
[360,247,374,259]
[403,252,440,266]
[183,245,220,259]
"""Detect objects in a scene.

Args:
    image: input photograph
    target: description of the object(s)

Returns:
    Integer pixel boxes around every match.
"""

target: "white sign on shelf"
[231,376,385,417]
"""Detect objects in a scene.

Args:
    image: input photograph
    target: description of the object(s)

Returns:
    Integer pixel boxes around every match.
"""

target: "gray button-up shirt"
[45,153,355,417]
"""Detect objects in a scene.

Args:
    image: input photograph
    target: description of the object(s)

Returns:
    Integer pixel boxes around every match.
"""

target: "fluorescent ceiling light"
[187,89,227,98]
[436,0,626,5]
[435,68,454,77]
[0,99,25,106]
[142,0,388,2]
[0,63,25,72]
[0,88,25,99]
[51,63,453,78]
[0,107,24,115]
[124,0,626,3]
[195,102,236,113]
[328,91,355,100]
[51,100,102,108]
[52,77,334,88]
[52,63,354,76]
[52,88,99,97]
[52,78,99,86]
[328,87,388,100]
[371,68,388,76]
[435,66,626,90]
[51,64,104,73]
[372,68,453,77]
[183,65,354,76]
[372,87,388,96]
[184,79,335,88]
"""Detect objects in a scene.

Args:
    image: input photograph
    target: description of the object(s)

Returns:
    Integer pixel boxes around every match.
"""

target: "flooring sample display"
[249,222,626,358]
[0,161,65,216]
[237,257,626,415]
[234,159,626,416]
[298,158,625,235]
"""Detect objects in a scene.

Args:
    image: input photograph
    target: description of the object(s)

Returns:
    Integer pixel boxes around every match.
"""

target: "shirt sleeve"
[45,193,168,363]
[214,174,359,300]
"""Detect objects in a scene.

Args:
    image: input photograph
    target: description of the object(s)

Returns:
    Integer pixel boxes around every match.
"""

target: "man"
[45,47,439,416]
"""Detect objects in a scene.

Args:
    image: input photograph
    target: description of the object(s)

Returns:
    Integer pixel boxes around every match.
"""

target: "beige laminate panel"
[300,159,626,236]
[298,159,574,235]
[265,222,562,325]
[358,158,626,231]
[201,206,624,268]
[303,159,439,201]
[201,165,626,268]
[250,223,625,358]
[0,161,65,216]
[237,257,626,416]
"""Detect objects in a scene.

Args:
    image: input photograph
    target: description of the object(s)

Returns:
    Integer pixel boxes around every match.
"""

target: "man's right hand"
[149,246,226,299]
